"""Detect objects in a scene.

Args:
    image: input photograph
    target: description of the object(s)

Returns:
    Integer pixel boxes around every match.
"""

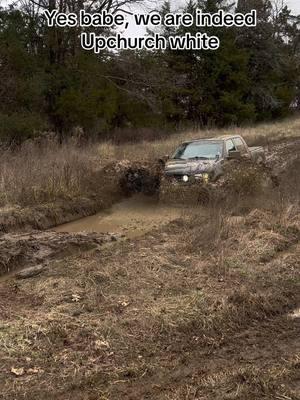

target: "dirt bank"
[0,230,122,277]
[0,197,115,233]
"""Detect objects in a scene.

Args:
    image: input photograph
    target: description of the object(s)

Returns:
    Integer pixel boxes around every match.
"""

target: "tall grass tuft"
[0,138,99,207]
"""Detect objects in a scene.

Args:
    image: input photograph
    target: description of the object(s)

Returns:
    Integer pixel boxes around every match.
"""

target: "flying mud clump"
[117,158,275,205]
[117,160,163,196]
[160,159,275,205]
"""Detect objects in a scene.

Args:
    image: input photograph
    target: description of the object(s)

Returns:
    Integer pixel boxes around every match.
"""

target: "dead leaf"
[11,367,25,377]
[71,294,81,302]
[119,301,130,307]
[95,339,110,349]
[27,367,44,374]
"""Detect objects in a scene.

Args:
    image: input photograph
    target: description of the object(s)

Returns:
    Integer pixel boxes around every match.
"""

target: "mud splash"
[55,195,183,238]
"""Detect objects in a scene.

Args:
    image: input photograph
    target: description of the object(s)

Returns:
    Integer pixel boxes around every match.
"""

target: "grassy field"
[0,117,299,399]
[0,115,299,209]
[99,115,300,161]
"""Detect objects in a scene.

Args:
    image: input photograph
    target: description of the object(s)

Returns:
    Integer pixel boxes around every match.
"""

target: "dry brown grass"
[167,357,300,400]
[0,139,101,207]
[98,115,300,161]
[0,115,299,209]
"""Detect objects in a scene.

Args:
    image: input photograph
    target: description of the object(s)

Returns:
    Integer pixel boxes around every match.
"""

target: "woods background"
[1,0,300,144]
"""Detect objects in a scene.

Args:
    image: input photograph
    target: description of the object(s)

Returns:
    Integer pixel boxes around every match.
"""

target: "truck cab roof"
[187,135,242,143]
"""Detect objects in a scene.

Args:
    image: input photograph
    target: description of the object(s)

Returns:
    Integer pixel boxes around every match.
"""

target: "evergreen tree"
[236,0,298,119]
[0,0,299,142]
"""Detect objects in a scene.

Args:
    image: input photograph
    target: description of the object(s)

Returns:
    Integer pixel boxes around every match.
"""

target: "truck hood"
[164,159,217,176]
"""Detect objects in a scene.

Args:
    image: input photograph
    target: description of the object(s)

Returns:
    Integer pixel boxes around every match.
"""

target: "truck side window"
[233,137,247,154]
[226,139,236,154]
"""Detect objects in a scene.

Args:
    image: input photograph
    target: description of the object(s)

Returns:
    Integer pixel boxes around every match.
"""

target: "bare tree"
[16,0,150,14]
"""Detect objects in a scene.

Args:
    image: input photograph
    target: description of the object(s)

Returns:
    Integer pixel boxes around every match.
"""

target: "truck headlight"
[182,175,189,182]
[195,173,209,182]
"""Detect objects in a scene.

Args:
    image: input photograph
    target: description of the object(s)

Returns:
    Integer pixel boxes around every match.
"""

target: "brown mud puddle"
[54,195,184,238]
[0,196,187,278]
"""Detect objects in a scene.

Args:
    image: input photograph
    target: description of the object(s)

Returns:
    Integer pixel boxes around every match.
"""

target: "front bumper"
[164,173,210,184]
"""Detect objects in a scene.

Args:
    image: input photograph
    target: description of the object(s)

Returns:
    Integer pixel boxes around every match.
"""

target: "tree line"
[0,0,300,143]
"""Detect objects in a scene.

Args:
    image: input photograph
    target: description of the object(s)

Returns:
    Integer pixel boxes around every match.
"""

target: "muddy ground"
[0,138,299,399]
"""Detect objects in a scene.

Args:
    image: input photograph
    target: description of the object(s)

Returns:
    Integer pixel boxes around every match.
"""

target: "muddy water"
[55,195,183,238]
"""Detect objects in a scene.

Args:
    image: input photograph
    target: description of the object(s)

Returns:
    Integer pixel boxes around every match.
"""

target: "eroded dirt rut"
[0,195,185,278]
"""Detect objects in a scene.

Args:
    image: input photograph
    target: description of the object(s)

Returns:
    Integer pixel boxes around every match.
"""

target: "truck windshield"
[173,142,223,160]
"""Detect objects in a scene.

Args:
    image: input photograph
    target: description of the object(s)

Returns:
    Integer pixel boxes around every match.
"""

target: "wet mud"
[55,195,183,238]
[0,230,119,277]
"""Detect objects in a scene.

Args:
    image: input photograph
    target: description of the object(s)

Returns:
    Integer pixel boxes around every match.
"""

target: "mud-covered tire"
[119,171,141,196]
[141,174,160,196]
[119,167,160,196]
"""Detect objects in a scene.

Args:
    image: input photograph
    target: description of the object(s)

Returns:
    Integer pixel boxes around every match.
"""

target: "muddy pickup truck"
[164,135,265,183]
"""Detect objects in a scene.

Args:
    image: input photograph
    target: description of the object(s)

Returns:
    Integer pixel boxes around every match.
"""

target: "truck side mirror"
[227,150,241,160]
